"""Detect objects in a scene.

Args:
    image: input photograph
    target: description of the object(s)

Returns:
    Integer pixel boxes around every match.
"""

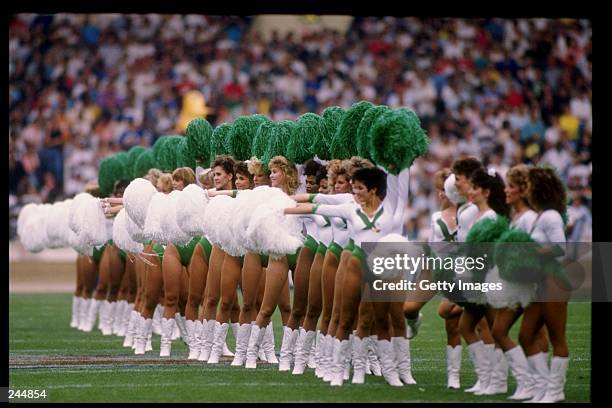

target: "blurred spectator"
[566,191,592,242]
[39,171,62,203]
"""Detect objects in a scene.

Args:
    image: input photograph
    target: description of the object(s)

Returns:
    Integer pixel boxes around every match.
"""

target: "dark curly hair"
[470,168,510,218]
[212,155,236,177]
[452,157,483,178]
[352,167,387,200]
[303,159,324,177]
[527,167,567,216]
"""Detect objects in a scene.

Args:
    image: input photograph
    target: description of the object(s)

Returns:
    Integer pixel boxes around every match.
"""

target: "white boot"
[79,298,91,331]
[317,334,330,379]
[293,329,316,375]
[367,335,382,376]
[98,300,110,333]
[245,324,266,369]
[482,347,508,395]
[198,319,216,362]
[231,323,252,366]
[208,322,229,364]
[308,331,317,369]
[465,341,487,393]
[314,332,325,377]
[322,335,334,382]
[112,300,126,335]
[377,339,403,387]
[70,296,80,328]
[134,317,152,355]
[175,313,189,345]
[539,356,569,403]
[473,344,495,395]
[505,346,534,400]
[406,312,423,339]
[447,345,462,389]
[82,299,100,332]
[146,330,153,352]
[131,313,141,350]
[159,317,176,357]
[526,352,551,402]
[278,326,298,371]
[351,336,368,384]
[344,334,353,381]
[152,304,163,335]
[392,336,417,384]
[118,302,134,337]
[123,310,139,348]
[330,339,351,386]
[222,341,235,357]
[291,328,307,373]
[186,320,201,360]
[263,322,278,363]
[102,301,117,336]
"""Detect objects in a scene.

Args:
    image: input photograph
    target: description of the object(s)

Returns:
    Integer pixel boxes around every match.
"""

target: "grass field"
[9,293,591,403]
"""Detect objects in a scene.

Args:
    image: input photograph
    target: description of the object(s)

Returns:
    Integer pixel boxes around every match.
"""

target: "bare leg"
[319,250,339,335]
[335,256,363,341]
[255,257,289,329]
[202,246,225,321]
[240,252,263,324]
[216,255,242,324]
[278,273,291,326]
[287,247,315,329]
[303,251,324,332]
[186,244,208,321]
[161,245,183,319]
[327,250,351,338]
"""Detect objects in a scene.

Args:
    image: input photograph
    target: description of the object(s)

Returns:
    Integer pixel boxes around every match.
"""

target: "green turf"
[9,294,590,402]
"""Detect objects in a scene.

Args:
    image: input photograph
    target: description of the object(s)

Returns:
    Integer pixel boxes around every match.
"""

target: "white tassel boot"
[159,317,176,357]
[526,352,551,402]
[118,302,133,337]
[245,324,266,369]
[83,299,100,332]
[330,339,351,386]
[112,300,126,335]
[263,322,278,363]
[322,335,334,382]
[70,296,81,328]
[78,298,91,331]
[186,320,201,360]
[123,310,139,348]
[505,346,534,400]
[539,356,569,403]
[392,336,417,384]
[314,331,325,377]
[377,339,403,387]
[198,319,216,362]
[231,323,252,366]
[208,322,229,364]
[367,335,382,376]
[482,347,508,395]
[351,336,368,384]
[307,331,317,369]
[465,341,488,393]
[446,345,462,389]
[293,329,316,375]
[152,304,163,335]
[134,317,152,355]
[278,326,299,371]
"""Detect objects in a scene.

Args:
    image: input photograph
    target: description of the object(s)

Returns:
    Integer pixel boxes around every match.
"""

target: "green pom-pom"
[98,155,127,196]
[329,101,374,160]
[177,137,197,169]
[494,228,542,283]
[114,151,131,180]
[465,215,510,280]
[127,146,146,179]
[368,109,430,174]
[356,105,392,162]
[252,121,276,160]
[211,123,232,160]
[287,113,322,164]
[226,114,271,161]
[314,106,345,160]
[263,120,295,165]
[152,136,172,164]
[133,149,156,178]
[157,136,183,172]
[185,117,213,167]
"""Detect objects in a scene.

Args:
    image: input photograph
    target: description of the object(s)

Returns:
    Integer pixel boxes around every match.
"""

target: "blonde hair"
[345,156,374,178]
[247,156,269,177]
[157,173,173,193]
[172,167,196,186]
[326,159,345,186]
[144,168,163,186]
[198,169,214,188]
[84,182,101,197]
[507,164,531,200]
[434,168,451,190]
[268,155,299,195]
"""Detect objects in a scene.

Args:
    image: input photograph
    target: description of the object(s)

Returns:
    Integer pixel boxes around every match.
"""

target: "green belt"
[92,245,105,265]
[152,242,165,260]
[198,236,212,261]
[303,234,319,254]
[176,237,199,266]
[345,238,355,252]
[259,253,269,267]
[316,242,328,256]
[327,241,343,259]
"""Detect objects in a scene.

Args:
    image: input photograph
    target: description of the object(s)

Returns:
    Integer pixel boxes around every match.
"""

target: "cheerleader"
[518,167,569,403]
[455,168,510,396]
[158,167,197,357]
[198,155,236,362]
[244,155,301,369]
[205,161,254,364]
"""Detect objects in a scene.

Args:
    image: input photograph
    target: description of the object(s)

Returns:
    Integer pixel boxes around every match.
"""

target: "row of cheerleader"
[16,100,570,401]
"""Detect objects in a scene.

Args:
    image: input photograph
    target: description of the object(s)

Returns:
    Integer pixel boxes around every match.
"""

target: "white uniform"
[456,202,479,242]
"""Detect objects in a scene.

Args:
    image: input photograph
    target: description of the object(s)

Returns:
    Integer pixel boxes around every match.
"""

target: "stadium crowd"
[9,14,592,241]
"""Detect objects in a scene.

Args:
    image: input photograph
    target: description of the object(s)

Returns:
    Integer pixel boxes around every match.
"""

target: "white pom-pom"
[69,193,94,235]
[163,190,192,245]
[202,194,234,245]
[143,192,171,244]
[17,203,39,239]
[78,198,110,247]
[246,203,304,256]
[124,178,157,229]
[444,173,464,205]
[21,204,52,252]
[176,184,209,236]
[45,202,66,249]
[113,209,144,253]
[125,212,147,243]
